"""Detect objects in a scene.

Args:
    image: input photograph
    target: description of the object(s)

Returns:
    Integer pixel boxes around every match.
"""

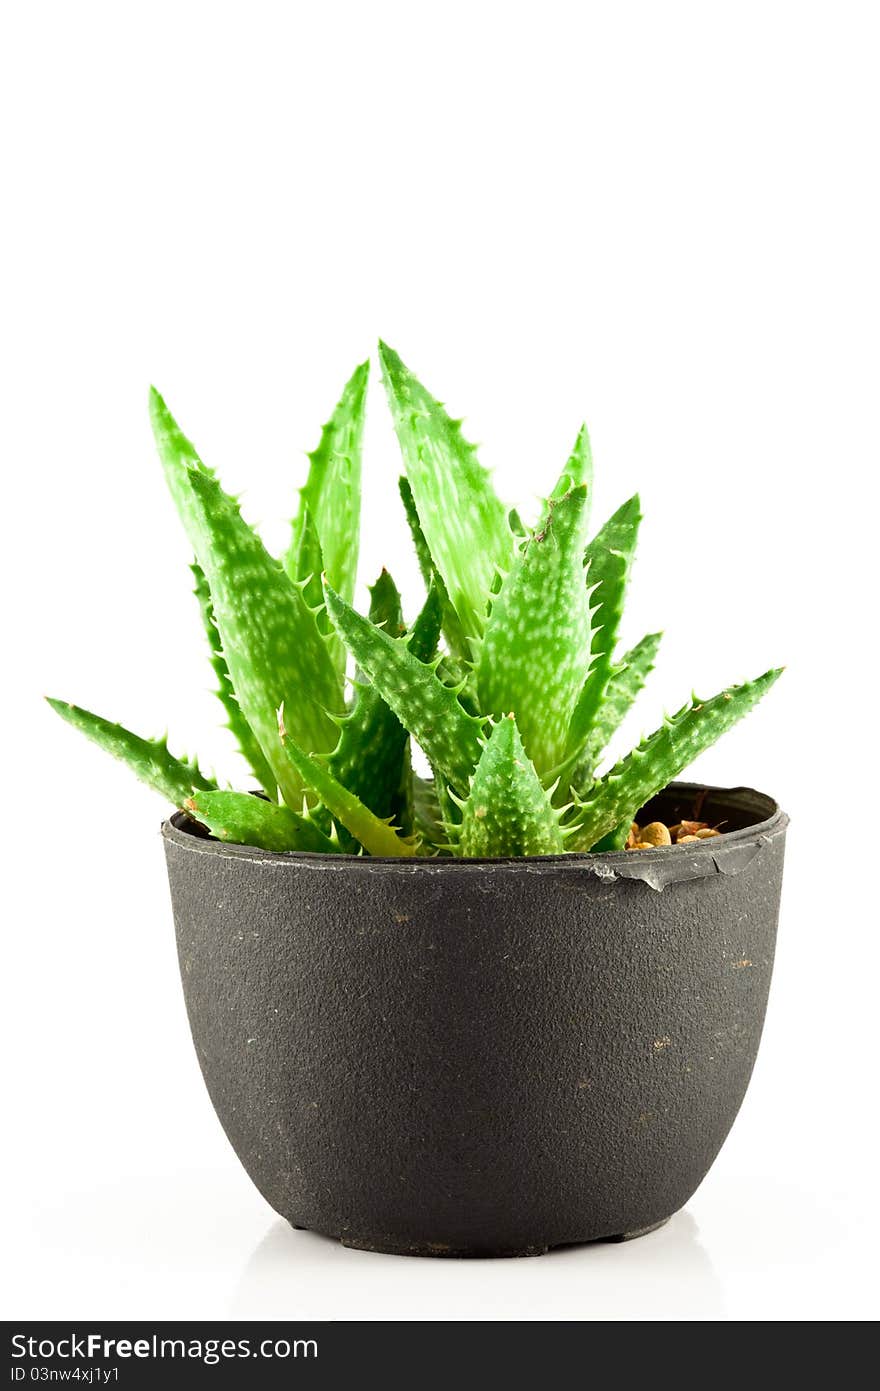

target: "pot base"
[607,1217,671,1243]
[293,1215,672,1258]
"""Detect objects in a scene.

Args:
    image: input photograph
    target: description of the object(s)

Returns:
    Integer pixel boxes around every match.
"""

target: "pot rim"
[162,780,787,884]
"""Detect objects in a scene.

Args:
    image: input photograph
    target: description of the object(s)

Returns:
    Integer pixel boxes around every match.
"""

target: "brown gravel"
[626,819,722,850]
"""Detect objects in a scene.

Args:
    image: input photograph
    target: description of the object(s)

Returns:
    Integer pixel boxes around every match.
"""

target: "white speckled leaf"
[149,387,217,551]
[458,716,564,857]
[186,789,336,853]
[379,342,513,647]
[284,360,368,681]
[324,580,485,795]
[179,467,343,807]
[47,700,215,805]
[476,486,592,779]
[566,668,784,851]
[150,390,344,806]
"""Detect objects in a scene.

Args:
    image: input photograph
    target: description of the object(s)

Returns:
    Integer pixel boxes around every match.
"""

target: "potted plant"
[49,343,786,1257]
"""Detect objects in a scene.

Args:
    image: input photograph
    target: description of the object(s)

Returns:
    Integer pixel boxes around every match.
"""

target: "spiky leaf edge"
[565,668,784,852]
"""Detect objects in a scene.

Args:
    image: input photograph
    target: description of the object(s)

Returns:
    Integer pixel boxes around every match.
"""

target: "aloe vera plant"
[48,344,782,858]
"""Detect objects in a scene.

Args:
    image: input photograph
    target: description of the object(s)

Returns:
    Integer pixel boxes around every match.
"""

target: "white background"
[2,0,878,1322]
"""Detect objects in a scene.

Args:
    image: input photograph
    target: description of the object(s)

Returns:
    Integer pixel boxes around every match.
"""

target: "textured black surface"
[163,782,787,1256]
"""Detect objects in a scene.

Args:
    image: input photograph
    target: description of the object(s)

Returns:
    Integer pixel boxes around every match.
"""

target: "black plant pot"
[163,781,787,1257]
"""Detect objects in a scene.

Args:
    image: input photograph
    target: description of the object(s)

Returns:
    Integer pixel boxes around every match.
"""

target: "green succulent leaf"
[550,423,593,515]
[476,486,592,778]
[398,475,470,662]
[589,820,635,854]
[392,741,416,841]
[328,574,441,829]
[184,468,343,805]
[357,572,421,841]
[185,789,337,853]
[149,401,345,807]
[397,475,433,591]
[324,579,484,794]
[285,359,368,607]
[563,495,642,771]
[458,715,565,857]
[565,668,783,852]
[148,387,217,550]
[279,717,417,857]
[571,631,663,789]
[367,567,406,638]
[379,341,513,647]
[412,774,447,852]
[191,561,278,797]
[287,503,326,616]
[406,583,445,664]
[47,699,215,805]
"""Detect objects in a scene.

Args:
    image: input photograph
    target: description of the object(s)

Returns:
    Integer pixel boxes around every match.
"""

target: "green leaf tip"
[550,423,593,512]
[379,340,513,648]
[367,568,405,638]
[324,578,485,794]
[47,698,216,807]
[477,484,593,778]
[566,667,783,852]
[458,715,565,858]
[285,358,369,609]
[278,709,417,857]
[149,385,214,497]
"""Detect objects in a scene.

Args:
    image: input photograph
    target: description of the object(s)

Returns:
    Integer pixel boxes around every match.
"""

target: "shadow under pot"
[164,780,787,1257]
